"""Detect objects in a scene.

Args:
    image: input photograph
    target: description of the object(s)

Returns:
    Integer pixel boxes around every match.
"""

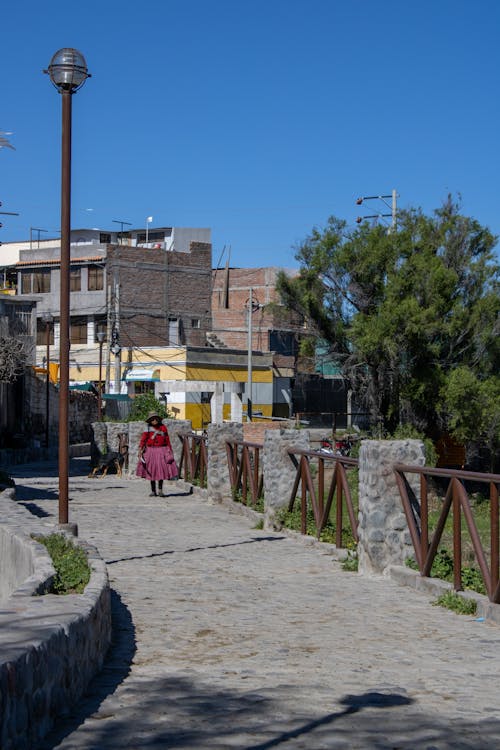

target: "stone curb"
[0,489,112,750]
[387,564,500,626]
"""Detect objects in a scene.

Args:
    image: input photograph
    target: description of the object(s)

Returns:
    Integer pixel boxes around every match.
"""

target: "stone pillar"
[164,419,192,467]
[262,429,310,529]
[358,439,425,576]
[90,422,107,468]
[210,382,224,424]
[207,422,243,504]
[230,391,243,423]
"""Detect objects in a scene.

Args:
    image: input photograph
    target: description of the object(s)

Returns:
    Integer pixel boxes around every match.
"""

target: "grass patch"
[342,556,358,572]
[33,534,90,594]
[253,518,264,530]
[405,549,487,595]
[232,489,265,513]
[432,591,477,616]
[275,505,357,550]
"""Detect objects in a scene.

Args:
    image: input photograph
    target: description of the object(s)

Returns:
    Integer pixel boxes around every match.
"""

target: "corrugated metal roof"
[15,256,104,267]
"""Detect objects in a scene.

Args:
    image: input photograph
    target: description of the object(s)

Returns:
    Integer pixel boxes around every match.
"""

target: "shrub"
[125,393,173,423]
[33,534,90,594]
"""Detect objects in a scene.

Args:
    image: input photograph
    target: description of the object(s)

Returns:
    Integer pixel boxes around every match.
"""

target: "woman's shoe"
[149,492,157,497]
[158,491,165,497]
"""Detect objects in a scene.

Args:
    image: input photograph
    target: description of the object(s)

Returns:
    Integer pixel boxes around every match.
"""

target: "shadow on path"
[36,678,500,749]
[37,589,136,750]
[105,535,286,565]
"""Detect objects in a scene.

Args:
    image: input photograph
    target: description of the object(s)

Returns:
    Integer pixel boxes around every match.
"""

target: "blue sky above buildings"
[1,0,500,267]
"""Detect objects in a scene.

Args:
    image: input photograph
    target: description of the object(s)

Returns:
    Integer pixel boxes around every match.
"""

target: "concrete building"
[3,228,283,428]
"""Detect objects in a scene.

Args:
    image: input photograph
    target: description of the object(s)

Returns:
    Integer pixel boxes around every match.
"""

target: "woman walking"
[136,411,178,496]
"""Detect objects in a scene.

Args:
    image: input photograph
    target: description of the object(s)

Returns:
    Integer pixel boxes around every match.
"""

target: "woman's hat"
[146,411,162,423]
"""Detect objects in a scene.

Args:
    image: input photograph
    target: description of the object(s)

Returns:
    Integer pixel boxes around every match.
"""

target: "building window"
[99,233,111,243]
[137,230,165,243]
[36,319,55,346]
[70,267,81,292]
[21,272,31,294]
[191,318,201,328]
[32,270,51,293]
[269,330,298,357]
[133,382,155,395]
[70,317,88,344]
[88,265,104,291]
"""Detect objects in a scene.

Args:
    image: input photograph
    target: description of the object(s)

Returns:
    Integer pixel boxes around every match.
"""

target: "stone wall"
[207,422,243,503]
[262,428,310,527]
[89,419,193,478]
[0,489,111,749]
[357,439,425,575]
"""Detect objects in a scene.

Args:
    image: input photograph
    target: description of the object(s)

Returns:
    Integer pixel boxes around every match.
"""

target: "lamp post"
[41,313,53,449]
[96,329,106,420]
[45,48,90,528]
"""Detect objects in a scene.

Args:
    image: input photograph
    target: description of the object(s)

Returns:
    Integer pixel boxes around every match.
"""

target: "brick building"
[210,266,304,418]
[106,241,212,349]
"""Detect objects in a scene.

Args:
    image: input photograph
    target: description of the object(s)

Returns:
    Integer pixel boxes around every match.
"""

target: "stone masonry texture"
[0,489,111,750]
[6,456,500,749]
[358,439,425,576]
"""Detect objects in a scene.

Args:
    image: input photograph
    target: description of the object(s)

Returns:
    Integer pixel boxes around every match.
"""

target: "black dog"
[89,433,128,478]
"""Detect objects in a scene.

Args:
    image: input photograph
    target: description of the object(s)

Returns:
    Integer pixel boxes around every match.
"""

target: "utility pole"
[247,288,253,422]
[246,289,260,422]
[105,282,111,394]
[112,281,121,394]
[356,189,398,232]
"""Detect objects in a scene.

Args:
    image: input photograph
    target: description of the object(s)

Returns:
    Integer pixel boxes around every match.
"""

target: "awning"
[102,393,131,401]
[123,368,160,382]
[69,382,96,392]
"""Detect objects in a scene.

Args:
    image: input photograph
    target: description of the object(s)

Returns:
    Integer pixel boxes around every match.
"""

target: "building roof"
[15,256,104,267]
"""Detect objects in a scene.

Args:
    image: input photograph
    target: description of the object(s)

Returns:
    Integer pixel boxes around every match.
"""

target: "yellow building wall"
[185,365,272,384]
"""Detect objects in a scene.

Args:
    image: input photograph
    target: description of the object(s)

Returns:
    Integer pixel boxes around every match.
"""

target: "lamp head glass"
[45,48,90,92]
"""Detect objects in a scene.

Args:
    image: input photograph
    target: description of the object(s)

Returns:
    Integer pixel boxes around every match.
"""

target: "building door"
[168,318,179,345]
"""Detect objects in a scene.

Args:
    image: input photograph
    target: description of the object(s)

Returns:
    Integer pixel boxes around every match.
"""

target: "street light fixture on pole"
[356,189,398,232]
[45,48,90,529]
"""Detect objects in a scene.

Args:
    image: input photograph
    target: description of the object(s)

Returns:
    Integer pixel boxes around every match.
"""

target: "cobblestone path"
[11,459,500,749]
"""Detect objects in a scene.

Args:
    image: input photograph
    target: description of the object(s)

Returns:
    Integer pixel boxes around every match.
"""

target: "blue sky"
[1,1,499,267]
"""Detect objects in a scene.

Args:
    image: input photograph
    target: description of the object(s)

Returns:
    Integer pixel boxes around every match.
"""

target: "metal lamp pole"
[45,48,90,528]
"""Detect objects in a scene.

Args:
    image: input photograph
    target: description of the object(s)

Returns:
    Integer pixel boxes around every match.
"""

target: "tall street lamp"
[41,313,53,449]
[96,329,106,421]
[45,48,90,529]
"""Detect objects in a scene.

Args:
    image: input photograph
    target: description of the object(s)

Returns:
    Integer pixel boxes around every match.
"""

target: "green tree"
[126,392,172,423]
[277,197,500,456]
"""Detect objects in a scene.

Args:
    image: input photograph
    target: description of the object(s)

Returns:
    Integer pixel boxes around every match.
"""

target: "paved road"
[10,458,500,750]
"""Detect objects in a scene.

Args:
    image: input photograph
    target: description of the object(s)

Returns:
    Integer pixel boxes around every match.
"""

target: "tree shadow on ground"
[37,673,500,749]
[37,589,136,750]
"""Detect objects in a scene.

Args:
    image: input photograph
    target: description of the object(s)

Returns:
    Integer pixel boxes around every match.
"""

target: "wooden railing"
[225,440,263,507]
[287,449,359,546]
[394,464,500,602]
[178,432,208,488]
